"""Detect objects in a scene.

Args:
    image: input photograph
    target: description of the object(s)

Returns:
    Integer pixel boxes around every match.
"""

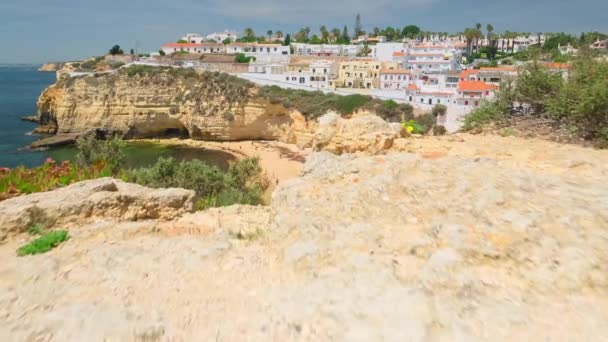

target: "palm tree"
[244,28,255,39]
[276,30,284,39]
[331,28,341,43]
[267,30,273,41]
[304,27,311,41]
[320,25,329,43]
[475,23,482,52]
[464,28,476,58]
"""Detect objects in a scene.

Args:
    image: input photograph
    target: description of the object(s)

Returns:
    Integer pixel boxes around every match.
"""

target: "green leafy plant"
[27,224,45,236]
[17,230,69,256]
[126,157,268,210]
[76,134,126,174]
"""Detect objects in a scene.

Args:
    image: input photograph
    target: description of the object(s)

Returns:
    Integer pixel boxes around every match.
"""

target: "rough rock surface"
[313,112,404,154]
[1,136,607,340]
[0,178,195,241]
[38,62,65,72]
[36,69,305,142]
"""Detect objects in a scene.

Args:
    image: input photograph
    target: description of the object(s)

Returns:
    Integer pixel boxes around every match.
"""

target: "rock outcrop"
[38,62,65,72]
[313,112,404,154]
[0,178,195,241]
[36,68,303,142]
[1,136,608,340]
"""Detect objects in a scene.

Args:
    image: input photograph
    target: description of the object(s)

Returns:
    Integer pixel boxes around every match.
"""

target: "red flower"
[0,167,9,174]
[45,158,56,165]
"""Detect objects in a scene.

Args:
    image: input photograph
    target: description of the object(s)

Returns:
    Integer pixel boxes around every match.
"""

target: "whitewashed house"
[379,69,412,90]
[373,43,407,62]
[226,43,290,63]
[181,33,205,44]
[206,30,239,42]
[403,43,461,74]
[161,42,226,55]
[292,43,361,57]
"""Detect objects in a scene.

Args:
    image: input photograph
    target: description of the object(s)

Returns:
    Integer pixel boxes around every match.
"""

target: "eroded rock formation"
[36,69,303,142]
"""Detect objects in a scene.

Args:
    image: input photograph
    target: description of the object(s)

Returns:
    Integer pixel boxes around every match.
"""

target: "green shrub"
[17,230,69,256]
[27,223,45,236]
[462,101,505,131]
[76,134,126,174]
[126,157,267,210]
[432,104,447,117]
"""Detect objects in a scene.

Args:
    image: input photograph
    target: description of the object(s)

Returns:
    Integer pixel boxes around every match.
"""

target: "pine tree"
[354,14,362,38]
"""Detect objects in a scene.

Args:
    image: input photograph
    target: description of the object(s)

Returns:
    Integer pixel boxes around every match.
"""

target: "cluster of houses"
[151,31,573,131]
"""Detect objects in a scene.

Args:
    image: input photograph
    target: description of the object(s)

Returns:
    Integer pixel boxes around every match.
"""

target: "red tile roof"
[163,42,223,48]
[458,80,496,92]
[392,52,405,57]
[407,84,419,91]
[460,69,479,79]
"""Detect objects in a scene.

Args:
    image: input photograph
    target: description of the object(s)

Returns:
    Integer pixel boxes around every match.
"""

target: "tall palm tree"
[320,25,329,43]
[486,24,494,47]
[464,28,476,58]
[267,30,273,41]
[244,28,255,39]
[304,27,311,41]
[475,23,482,52]
[331,28,341,43]
[276,30,284,39]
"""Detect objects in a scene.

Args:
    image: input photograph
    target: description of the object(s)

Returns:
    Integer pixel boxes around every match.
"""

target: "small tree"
[432,104,447,117]
[177,39,188,43]
[283,34,291,46]
[158,49,166,56]
[109,45,124,55]
[222,37,232,45]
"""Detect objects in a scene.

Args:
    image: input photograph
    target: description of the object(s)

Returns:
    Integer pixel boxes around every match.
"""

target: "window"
[299,77,305,84]
[485,91,490,96]
[465,100,469,105]
[286,77,289,81]
[274,48,277,52]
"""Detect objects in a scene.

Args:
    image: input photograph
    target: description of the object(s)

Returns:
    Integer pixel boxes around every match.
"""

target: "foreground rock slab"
[1,140,607,340]
[0,178,195,241]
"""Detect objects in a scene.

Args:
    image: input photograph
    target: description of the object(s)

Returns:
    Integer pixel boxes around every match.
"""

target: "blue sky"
[1,0,606,64]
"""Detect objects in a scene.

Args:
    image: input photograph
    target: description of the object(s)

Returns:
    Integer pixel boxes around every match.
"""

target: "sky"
[1,0,607,64]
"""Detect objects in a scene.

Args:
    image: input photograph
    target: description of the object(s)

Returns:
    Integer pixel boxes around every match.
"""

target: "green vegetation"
[76,134,126,174]
[463,53,608,147]
[235,53,255,63]
[0,159,112,198]
[125,157,268,210]
[257,86,415,122]
[17,230,69,256]
[432,104,447,117]
[109,45,124,55]
[79,56,104,71]
[27,223,45,236]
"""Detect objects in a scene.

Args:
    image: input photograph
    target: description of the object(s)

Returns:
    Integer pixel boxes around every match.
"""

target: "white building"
[181,33,205,44]
[226,43,290,63]
[292,43,361,57]
[403,43,461,74]
[379,69,412,90]
[206,30,239,43]
[161,42,226,55]
[244,59,334,89]
[372,43,408,62]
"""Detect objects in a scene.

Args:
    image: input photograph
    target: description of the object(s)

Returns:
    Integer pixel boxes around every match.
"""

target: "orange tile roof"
[380,69,411,74]
[392,52,405,57]
[458,80,496,92]
[407,84,419,91]
[460,69,479,79]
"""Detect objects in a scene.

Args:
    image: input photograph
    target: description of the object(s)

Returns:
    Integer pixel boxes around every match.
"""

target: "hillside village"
[51,20,606,133]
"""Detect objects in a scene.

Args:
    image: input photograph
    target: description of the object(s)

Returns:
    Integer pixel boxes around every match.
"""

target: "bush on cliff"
[125,157,268,210]
[76,134,126,174]
[257,86,414,122]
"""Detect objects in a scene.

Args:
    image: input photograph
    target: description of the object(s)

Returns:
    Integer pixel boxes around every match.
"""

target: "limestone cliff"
[36,68,304,141]
[38,62,65,72]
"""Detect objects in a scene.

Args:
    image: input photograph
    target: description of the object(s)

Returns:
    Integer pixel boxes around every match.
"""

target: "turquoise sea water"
[0,65,235,169]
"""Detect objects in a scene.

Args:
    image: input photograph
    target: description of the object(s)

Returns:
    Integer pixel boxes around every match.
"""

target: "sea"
[0,65,234,169]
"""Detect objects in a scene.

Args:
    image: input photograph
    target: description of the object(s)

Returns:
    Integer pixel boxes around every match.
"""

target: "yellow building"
[330,59,397,89]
